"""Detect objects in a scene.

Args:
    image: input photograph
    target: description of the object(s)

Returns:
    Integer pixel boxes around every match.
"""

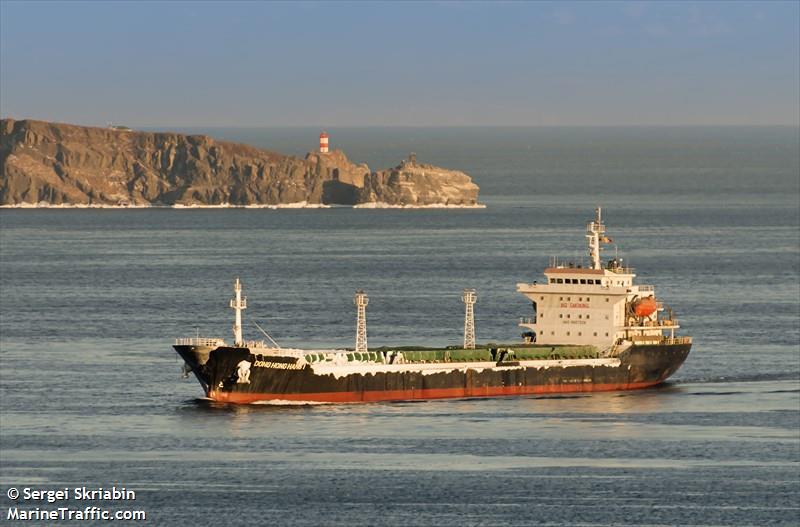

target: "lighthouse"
[319,131,329,153]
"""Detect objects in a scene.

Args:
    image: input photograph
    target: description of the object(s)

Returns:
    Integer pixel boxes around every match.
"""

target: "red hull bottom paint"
[208,381,661,404]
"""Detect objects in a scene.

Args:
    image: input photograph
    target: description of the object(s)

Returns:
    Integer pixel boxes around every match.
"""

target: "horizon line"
[3,116,799,130]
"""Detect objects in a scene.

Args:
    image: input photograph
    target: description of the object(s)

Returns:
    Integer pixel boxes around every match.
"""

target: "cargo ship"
[174,209,691,404]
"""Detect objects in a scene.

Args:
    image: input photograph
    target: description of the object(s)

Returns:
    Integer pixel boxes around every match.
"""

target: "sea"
[1,126,798,526]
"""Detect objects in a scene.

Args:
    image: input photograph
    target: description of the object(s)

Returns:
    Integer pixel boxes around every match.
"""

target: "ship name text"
[560,302,589,308]
[253,360,304,370]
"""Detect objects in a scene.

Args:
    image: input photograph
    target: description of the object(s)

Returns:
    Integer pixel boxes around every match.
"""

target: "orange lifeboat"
[633,297,658,317]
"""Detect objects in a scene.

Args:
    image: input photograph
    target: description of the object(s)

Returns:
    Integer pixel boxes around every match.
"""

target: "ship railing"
[244,340,274,349]
[629,335,692,345]
[518,317,537,325]
[666,336,692,345]
[650,319,676,327]
[625,320,678,329]
[175,337,226,347]
[637,285,654,292]
[609,266,635,274]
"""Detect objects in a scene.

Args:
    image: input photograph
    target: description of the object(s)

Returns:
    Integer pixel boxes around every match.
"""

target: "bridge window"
[586,315,590,319]
[580,279,586,284]
[559,314,563,319]
[593,332,598,337]
[557,278,563,284]
[566,314,571,319]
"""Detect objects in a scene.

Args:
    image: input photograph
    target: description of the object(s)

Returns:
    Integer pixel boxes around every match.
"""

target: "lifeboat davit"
[633,297,658,317]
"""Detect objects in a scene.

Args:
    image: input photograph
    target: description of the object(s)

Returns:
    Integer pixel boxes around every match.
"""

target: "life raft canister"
[633,296,658,317]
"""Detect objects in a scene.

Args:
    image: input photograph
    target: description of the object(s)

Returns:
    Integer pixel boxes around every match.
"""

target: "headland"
[0,119,480,208]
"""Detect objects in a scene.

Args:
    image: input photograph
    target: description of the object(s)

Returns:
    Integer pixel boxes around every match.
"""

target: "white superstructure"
[517,208,680,348]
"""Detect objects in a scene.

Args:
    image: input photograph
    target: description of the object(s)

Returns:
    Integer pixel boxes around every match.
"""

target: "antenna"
[461,289,477,349]
[229,277,247,346]
[354,290,368,353]
[253,321,282,349]
[586,207,606,270]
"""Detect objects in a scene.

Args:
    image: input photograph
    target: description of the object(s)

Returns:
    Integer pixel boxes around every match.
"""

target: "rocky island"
[0,119,480,208]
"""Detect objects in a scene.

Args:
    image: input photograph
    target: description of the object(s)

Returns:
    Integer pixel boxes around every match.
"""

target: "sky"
[1,1,798,127]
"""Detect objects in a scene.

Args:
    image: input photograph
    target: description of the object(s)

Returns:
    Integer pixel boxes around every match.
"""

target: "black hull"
[174,342,691,404]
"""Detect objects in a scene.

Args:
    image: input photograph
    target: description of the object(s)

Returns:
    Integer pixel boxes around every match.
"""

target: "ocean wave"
[249,399,333,406]
[1,201,484,210]
[1,202,154,209]
[353,202,486,209]
[675,372,800,384]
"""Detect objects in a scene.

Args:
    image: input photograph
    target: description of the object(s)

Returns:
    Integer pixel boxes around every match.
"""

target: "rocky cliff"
[0,119,480,207]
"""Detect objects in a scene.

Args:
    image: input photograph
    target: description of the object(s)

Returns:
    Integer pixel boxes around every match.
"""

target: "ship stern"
[620,338,692,386]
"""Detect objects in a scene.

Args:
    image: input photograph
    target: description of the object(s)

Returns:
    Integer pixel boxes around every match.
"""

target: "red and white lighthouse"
[319,131,329,153]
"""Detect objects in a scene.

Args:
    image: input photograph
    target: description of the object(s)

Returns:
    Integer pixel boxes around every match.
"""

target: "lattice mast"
[462,289,477,349]
[230,277,247,346]
[354,290,368,353]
